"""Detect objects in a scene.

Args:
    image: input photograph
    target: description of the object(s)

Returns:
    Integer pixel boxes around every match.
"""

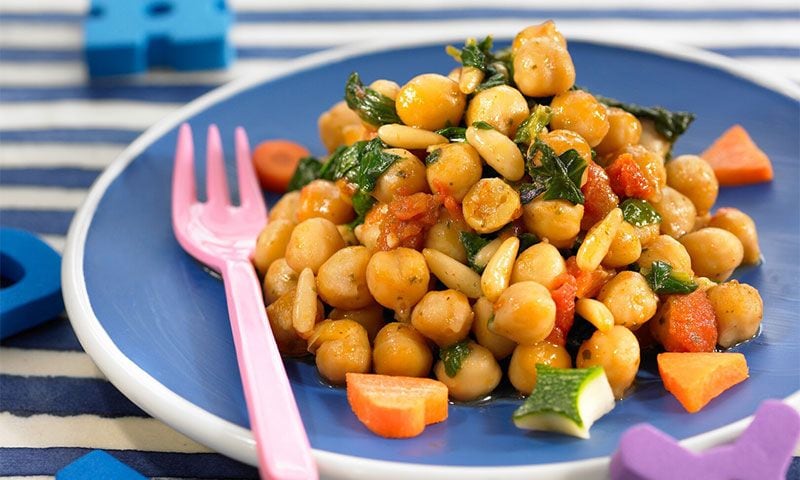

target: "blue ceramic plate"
[64,34,800,479]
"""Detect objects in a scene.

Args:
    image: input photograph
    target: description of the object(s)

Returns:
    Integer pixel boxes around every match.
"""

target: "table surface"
[1,1,798,478]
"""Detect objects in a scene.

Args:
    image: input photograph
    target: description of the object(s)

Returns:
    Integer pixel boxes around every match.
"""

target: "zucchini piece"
[513,364,615,439]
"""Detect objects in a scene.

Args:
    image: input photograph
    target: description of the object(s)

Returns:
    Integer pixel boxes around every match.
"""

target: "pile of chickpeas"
[254,21,765,403]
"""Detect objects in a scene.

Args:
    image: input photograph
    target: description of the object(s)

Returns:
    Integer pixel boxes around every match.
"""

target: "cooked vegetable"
[643,260,698,295]
[657,352,749,413]
[346,373,448,438]
[577,326,640,399]
[546,273,578,346]
[651,290,717,353]
[525,140,587,205]
[701,124,773,186]
[439,339,472,377]
[707,281,763,348]
[253,140,312,192]
[434,341,502,401]
[508,341,572,395]
[514,105,553,145]
[593,93,695,144]
[513,365,615,438]
[620,199,661,227]
[344,72,401,126]
[435,126,467,142]
[288,156,323,191]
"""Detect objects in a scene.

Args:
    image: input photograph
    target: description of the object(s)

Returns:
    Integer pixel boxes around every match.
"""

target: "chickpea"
[426,143,483,202]
[595,108,642,155]
[318,101,362,152]
[492,281,556,345]
[411,290,473,347]
[396,73,466,131]
[372,323,433,377]
[602,221,642,268]
[462,178,522,234]
[638,118,670,159]
[307,319,371,385]
[618,144,667,202]
[508,341,571,395]
[337,224,359,246]
[465,85,529,137]
[366,247,430,318]
[665,155,719,215]
[285,217,345,274]
[637,234,693,276]
[315,246,373,309]
[329,304,386,342]
[513,39,575,98]
[369,79,400,100]
[694,212,712,231]
[633,223,661,248]
[424,208,470,263]
[550,90,610,147]
[708,208,761,264]
[263,258,298,304]
[707,281,764,348]
[651,186,696,238]
[434,341,502,401]
[522,197,584,249]
[253,219,295,275]
[471,296,516,360]
[577,325,640,399]
[512,20,567,51]
[266,288,321,357]
[598,271,658,329]
[511,242,567,289]
[540,129,593,166]
[372,148,428,203]
[296,179,355,224]
[269,190,300,223]
[679,228,744,282]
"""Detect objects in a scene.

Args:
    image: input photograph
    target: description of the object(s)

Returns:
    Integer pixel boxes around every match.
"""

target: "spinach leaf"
[518,233,539,252]
[439,340,471,377]
[425,148,442,166]
[472,120,495,130]
[459,231,492,273]
[620,199,662,227]
[348,189,376,228]
[446,36,494,71]
[287,156,323,191]
[344,72,401,126]
[435,126,467,142]
[593,94,695,143]
[319,142,365,183]
[527,140,586,205]
[355,138,399,192]
[643,260,698,294]
[517,180,547,205]
[514,105,553,145]
[446,37,514,91]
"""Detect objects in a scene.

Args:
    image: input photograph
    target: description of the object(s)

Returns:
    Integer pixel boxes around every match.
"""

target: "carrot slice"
[701,125,773,186]
[650,290,717,353]
[346,373,448,438]
[657,352,749,413]
[252,140,311,192]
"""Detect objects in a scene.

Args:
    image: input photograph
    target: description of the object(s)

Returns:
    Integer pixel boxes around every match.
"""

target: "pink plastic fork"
[171,123,317,480]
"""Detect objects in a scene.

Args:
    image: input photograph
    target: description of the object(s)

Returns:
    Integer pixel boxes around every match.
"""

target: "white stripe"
[0,412,213,452]
[0,187,86,209]
[0,348,104,379]
[0,59,290,87]
[1,0,799,13]
[0,477,54,480]
[2,20,799,51]
[738,57,800,81]
[0,144,123,169]
[0,101,180,130]
[40,234,66,252]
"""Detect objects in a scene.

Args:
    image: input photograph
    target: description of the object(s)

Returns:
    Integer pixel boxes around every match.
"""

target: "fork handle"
[221,259,318,480]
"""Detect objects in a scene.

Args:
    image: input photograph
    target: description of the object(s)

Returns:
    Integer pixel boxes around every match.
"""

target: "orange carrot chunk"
[252,140,311,193]
[650,290,718,353]
[657,352,749,413]
[346,373,448,438]
[701,125,773,186]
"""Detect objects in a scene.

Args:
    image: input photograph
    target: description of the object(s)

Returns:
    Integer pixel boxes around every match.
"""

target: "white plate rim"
[62,31,800,480]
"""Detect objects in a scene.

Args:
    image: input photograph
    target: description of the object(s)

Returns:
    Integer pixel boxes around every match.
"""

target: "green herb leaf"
[435,126,467,142]
[620,199,662,227]
[425,148,442,166]
[472,121,494,130]
[527,140,587,205]
[440,340,471,377]
[459,231,492,273]
[355,138,399,192]
[593,94,695,143]
[514,105,553,145]
[319,142,366,183]
[348,189,376,228]
[643,260,698,294]
[518,233,540,252]
[344,72,401,126]
[447,36,493,71]
[517,180,547,205]
[287,156,323,191]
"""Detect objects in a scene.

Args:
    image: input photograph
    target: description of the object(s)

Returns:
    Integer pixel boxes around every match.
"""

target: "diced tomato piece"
[605,153,655,199]
[566,256,615,299]
[581,162,619,230]
[377,192,440,251]
[650,290,718,353]
[546,273,578,346]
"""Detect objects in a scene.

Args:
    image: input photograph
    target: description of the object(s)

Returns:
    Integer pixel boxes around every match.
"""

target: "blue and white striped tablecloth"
[0,1,798,478]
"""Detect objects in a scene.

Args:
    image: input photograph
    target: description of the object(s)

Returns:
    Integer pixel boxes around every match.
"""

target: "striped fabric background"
[0,1,798,478]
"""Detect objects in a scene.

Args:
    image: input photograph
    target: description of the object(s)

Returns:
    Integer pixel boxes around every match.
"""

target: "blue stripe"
[710,46,800,57]
[0,46,321,62]
[0,374,148,418]
[0,210,74,235]
[1,9,799,23]
[0,168,101,188]
[0,85,216,103]
[1,316,84,351]
[0,448,259,478]
[0,129,140,144]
